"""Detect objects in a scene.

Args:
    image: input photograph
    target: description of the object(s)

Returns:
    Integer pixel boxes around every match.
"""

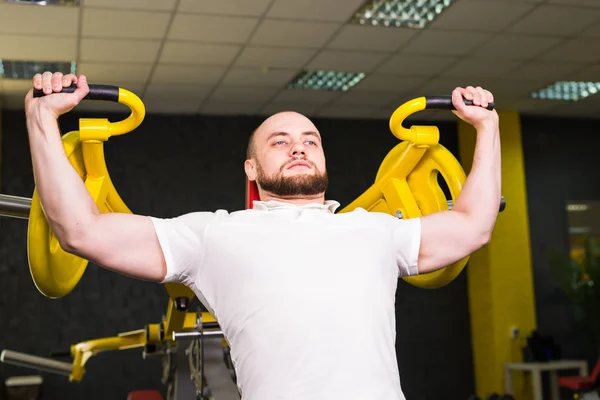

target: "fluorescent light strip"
[350,0,454,29]
[287,70,366,92]
[0,60,76,80]
[531,81,600,101]
[4,0,80,6]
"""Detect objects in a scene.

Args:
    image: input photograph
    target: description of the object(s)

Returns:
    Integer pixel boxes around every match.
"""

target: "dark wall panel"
[521,115,600,364]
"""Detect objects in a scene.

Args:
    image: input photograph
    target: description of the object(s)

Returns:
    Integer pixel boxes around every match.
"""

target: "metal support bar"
[172,330,223,341]
[1,349,73,377]
[0,194,31,219]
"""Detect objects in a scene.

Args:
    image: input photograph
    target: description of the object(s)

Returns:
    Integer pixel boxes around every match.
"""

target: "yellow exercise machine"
[0,84,504,397]
[343,96,503,288]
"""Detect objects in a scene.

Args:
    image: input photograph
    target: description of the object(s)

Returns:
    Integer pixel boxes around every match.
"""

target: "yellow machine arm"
[28,85,144,299]
[27,84,207,338]
[0,311,217,382]
[340,95,501,288]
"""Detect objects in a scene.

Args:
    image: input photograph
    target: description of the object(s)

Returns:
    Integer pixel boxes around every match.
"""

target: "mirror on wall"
[559,201,600,353]
[566,201,600,263]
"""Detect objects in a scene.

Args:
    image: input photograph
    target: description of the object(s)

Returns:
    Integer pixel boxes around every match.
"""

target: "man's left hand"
[451,86,498,131]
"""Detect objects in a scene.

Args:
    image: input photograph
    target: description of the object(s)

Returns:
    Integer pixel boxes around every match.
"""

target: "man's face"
[246,112,328,197]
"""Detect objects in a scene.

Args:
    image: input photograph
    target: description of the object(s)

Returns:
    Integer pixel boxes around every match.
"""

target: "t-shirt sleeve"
[149,212,217,287]
[391,217,422,277]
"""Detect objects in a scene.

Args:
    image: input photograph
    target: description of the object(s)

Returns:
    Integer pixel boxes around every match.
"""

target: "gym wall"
[0,109,474,400]
[521,115,600,365]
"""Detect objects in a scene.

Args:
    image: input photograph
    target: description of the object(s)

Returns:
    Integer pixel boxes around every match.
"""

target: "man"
[25,72,501,399]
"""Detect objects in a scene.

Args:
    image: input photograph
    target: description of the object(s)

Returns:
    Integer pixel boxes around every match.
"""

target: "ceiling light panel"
[0,60,76,80]
[350,0,453,29]
[4,0,79,5]
[287,70,366,92]
[531,81,600,101]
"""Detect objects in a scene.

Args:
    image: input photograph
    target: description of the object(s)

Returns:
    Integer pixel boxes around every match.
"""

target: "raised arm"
[25,72,166,281]
[417,86,501,274]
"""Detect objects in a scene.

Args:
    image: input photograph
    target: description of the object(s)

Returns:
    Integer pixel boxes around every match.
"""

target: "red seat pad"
[246,179,260,209]
[126,390,164,400]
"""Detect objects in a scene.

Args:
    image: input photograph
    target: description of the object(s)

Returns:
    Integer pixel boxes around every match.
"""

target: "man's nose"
[290,142,306,156]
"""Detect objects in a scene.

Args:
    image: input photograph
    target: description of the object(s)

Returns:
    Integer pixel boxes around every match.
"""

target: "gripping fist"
[451,86,498,131]
[25,72,90,120]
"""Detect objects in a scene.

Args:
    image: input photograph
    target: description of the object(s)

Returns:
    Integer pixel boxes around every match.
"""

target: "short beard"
[256,161,328,197]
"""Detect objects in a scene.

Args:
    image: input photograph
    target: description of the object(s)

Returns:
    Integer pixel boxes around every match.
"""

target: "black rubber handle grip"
[33,84,119,102]
[426,95,495,111]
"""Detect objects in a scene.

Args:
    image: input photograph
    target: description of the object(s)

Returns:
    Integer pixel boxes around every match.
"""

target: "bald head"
[247,111,319,160]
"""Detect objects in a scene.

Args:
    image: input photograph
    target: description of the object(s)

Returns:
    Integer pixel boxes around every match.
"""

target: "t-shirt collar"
[252,200,340,213]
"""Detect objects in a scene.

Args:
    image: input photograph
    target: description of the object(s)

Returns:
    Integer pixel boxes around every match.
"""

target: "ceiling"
[0,0,600,121]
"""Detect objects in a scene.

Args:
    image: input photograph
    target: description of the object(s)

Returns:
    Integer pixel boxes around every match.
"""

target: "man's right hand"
[25,72,90,120]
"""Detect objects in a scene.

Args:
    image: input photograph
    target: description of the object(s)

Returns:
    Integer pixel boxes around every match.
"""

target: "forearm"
[451,121,501,241]
[27,108,100,247]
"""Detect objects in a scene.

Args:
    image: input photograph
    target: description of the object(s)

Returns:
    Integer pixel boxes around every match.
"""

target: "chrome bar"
[1,349,72,376]
[0,194,31,219]
[172,330,223,341]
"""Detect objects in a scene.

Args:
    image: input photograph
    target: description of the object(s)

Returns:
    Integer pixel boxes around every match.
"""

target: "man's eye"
[306,141,316,146]
[275,141,286,146]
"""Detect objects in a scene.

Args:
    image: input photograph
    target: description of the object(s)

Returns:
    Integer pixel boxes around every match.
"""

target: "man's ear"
[244,159,257,181]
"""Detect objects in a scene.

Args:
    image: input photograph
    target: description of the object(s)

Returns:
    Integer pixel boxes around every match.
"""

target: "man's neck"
[259,191,325,206]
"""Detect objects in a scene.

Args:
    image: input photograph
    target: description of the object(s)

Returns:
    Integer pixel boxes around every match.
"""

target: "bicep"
[68,213,167,282]
[417,210,488,274]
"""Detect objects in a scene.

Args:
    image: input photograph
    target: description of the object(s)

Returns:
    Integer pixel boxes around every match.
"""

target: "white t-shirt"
[150,200,421,400]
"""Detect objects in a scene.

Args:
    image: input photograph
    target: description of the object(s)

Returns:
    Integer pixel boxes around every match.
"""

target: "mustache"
[281,158,316,171]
